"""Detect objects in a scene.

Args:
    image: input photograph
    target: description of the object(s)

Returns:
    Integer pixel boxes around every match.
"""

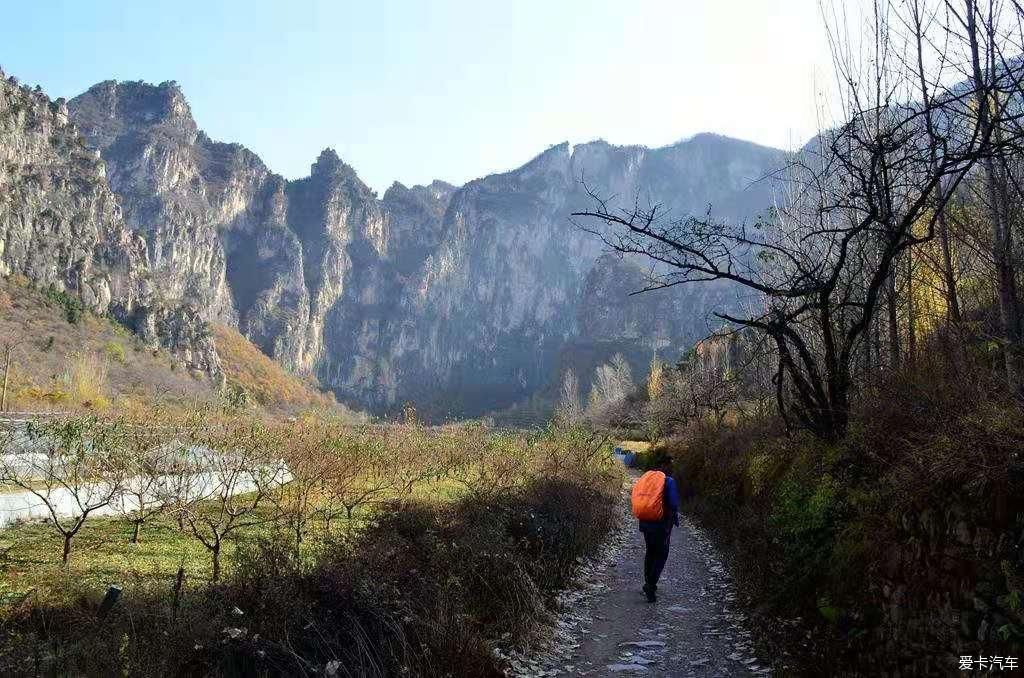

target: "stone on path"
[618,640,666,649]
[607,664,649,673]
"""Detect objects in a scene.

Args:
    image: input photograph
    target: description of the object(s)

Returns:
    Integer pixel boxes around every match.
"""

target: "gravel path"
[502,473,771,677]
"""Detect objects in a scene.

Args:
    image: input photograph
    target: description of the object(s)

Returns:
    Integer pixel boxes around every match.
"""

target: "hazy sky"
[3,0,837,193]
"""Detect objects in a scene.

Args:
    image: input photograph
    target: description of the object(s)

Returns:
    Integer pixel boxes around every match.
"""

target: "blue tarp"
[613,447,638,468]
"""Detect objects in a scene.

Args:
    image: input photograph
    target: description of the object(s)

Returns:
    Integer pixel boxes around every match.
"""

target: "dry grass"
[61,351,109,409]
[0,278,215,411]
[212,323,355,417]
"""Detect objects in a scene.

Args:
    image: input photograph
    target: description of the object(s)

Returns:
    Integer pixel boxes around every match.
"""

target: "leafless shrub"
[555,368,584,425]
[176,420,289,581]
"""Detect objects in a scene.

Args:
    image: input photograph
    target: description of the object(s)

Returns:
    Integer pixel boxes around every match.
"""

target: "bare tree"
[447,425,533,498]
[645,367,695,436]
[0,417,129,564]
[573,0,1017,441]
[684,355,742,427]
[907,0,964,323]
[312,432,393,531]
[115,423,172,544]
[586,353,635,428]
[556,368,584,425]
[0,334,27,412]
[647,355,665,401]
[178,422,288,581]
[953,0,1024,392]
[275,421,335,549]
[389,433,440,500]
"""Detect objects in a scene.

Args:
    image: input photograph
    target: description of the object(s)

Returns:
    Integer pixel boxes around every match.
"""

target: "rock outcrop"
[0,71,144,315]
[344,138,784,417]
[0,70,222,383]
[61,79,785,418]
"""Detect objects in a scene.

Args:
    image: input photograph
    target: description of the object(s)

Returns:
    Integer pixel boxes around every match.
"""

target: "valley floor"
[513,473,771,677]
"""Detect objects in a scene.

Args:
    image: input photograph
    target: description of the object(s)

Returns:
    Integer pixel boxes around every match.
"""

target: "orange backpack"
[631,471,666,521]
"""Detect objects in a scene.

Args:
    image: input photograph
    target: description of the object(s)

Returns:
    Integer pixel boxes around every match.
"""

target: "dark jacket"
[639,474,680,533]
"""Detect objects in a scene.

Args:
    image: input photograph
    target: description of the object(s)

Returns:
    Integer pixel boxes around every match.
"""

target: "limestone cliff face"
[0,71,222,382]
[65,79,785,418]
[69,80,263,323]
[0,72,144,314]
[69,83,392,382]
[351,137,785,417]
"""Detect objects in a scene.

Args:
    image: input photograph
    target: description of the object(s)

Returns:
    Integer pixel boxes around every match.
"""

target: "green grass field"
[0,477,471,609]
[0,506,295,606]
[0,513,212,606]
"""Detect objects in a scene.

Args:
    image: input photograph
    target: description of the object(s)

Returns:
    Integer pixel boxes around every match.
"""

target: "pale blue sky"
[3,0,835,193]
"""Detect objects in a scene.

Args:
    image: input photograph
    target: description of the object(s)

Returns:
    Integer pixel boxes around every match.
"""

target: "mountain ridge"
[73,75,788,194]
[0,72,791,418]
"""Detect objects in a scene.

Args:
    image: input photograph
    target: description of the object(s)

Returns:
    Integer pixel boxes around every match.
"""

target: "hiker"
[631,457,680,603]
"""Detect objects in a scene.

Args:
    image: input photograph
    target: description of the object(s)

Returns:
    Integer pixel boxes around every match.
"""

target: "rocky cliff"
[0,70,222,382]
[60,79,785,418]
[0,73,143,313]
[368,138,778,418]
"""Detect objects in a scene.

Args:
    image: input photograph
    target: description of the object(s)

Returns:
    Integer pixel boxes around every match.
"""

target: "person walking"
[631,457,680,603]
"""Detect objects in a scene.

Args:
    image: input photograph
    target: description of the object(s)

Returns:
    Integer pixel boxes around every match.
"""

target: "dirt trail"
[505,472,771,677]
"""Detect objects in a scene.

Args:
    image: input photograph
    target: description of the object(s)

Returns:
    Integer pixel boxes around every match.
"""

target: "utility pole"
[1,339,25,412]
[2,344,12,412]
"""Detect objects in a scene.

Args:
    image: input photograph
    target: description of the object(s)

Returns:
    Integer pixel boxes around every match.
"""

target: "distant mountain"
[1,75,789,418]
[371,136,785,418]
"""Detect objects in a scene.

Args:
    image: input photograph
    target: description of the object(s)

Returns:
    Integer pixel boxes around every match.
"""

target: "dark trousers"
[642,527,671,592]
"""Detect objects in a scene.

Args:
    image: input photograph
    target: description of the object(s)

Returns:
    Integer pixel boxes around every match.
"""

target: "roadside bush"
[663,350,1024,674]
